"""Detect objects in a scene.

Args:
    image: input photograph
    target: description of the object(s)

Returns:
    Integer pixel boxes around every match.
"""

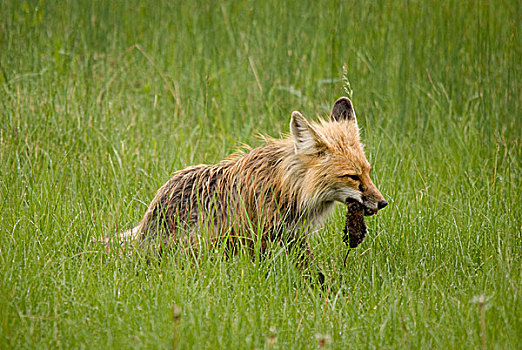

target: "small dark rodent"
[342,200,368,248]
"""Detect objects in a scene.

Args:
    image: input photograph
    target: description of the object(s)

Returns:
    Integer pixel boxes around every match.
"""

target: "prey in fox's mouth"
[343,196,388,251]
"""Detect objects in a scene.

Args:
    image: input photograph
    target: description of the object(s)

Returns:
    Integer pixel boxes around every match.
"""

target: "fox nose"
[378,200,388,210]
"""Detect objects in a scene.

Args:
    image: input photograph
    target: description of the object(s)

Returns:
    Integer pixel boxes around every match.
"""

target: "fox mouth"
[345,198,378,216]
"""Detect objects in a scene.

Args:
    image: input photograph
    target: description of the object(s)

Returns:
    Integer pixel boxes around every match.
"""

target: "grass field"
[1,0,520,348]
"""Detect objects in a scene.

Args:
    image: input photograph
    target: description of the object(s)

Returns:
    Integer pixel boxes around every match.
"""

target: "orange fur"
[122,97,387,273]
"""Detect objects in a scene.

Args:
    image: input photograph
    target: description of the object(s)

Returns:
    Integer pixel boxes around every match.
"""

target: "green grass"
[1,0,520,348]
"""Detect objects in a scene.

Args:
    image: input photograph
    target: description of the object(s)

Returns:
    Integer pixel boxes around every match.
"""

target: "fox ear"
[290,111,326,155]
[330,97,356,122]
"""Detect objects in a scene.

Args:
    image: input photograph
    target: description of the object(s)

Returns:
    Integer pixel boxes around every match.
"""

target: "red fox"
[121,97,387,278]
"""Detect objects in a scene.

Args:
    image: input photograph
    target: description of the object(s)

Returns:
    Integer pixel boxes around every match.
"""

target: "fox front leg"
[294,240,325,286]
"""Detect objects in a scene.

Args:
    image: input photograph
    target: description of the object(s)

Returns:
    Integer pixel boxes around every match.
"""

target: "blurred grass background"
[0,0,520,348]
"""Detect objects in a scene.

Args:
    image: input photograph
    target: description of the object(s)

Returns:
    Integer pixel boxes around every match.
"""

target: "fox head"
[290,97,387,215]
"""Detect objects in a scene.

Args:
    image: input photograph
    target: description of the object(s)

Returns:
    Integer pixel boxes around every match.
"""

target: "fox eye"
[341,174,360,181]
